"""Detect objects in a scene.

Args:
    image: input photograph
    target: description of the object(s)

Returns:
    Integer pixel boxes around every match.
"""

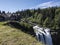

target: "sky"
[0,0,60,12]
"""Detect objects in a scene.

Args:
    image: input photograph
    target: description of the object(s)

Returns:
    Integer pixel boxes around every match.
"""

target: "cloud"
[30,1,60,9]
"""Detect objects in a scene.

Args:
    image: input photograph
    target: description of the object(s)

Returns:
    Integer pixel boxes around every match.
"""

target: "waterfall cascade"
[33,25,53,45]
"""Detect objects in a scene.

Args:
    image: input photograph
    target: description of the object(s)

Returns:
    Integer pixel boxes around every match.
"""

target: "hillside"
[0,22,43,45]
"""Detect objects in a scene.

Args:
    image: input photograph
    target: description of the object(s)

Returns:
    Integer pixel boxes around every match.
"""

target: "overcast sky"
[0,0,60,12]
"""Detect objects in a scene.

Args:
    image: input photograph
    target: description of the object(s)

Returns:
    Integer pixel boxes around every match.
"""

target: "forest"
[15,7,60,30]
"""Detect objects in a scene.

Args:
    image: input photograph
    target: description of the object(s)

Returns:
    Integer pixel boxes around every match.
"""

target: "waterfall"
[44,28,53,45]
[35,30,45,44]
[33,25,53,45]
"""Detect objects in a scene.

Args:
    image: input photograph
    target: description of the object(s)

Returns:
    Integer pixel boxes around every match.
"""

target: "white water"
[33,25,53,45]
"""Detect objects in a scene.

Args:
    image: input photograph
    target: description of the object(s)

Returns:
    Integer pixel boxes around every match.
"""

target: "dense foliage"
[0,7,60,30]
[15,7,60,30]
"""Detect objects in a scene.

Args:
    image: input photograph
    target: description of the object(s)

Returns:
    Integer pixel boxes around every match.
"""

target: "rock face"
[51,30,60,45]
[33,25,53,45]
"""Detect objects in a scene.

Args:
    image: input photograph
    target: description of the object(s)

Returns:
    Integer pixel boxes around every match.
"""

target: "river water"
[33,25,53,45]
